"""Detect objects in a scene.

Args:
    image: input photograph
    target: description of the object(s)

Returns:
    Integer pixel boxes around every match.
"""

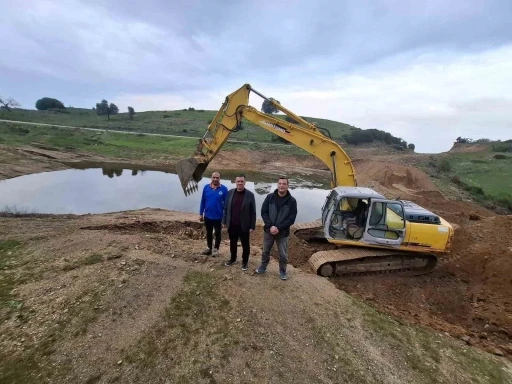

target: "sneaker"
[201,248,212,255]
[242,263,248,271]
[224,260,236,266]
[280,272,287,280]
[255,266,266,274]
[212,248,219,257]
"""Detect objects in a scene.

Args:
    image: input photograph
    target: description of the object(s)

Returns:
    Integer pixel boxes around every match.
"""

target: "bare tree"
[0,96,20,112]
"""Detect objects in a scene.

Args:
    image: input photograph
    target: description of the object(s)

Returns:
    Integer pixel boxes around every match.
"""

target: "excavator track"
[309,248,437,278]
[292,220,325,241]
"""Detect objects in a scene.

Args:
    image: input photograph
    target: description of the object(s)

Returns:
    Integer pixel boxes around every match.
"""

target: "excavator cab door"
[361,199,406,247]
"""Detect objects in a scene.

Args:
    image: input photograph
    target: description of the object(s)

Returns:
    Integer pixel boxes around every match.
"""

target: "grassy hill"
[0,108,357,144]
[0,107,410,150]
[418,141,512,213]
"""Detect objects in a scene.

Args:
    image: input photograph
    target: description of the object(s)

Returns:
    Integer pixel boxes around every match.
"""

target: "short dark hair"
[278,176,289,185]
[236,173,246,179]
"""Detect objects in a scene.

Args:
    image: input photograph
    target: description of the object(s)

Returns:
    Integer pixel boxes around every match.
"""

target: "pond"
[0,163,332,223]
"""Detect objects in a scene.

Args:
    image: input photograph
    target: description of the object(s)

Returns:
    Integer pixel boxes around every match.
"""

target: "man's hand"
[250,229,254,233]
[199,215,204,222]
[270,226,279,235]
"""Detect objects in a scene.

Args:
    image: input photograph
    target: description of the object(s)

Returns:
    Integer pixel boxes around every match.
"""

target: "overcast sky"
[1,0,511,153]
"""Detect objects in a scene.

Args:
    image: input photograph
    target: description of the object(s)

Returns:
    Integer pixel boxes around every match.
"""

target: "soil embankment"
[1,143,512,382]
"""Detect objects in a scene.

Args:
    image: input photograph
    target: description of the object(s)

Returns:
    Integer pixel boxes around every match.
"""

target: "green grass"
[0,122,317,160]
[446,152,512,199]
[0,107,356,144]
[123,271,237,382]
[0,240,23,318]
[444,151,512,211]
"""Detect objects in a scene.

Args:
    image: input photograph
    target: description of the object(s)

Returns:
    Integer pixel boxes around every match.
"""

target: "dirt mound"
[210,149,327,171]
[81,220,204,238]
[449,143,490,153]
[353,159,439,198]
[333,214,512,357]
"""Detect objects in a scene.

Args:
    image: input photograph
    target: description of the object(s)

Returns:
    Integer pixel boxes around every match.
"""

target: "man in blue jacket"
[199,171,228,256]
[255,176,298,280]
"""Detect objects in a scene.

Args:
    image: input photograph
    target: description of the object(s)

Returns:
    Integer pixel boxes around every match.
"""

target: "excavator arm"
[176,83,357,195]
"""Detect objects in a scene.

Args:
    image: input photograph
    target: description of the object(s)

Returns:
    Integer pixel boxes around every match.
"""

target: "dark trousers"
[204,217,222,249]
[228,225,250,264]
[261,231,289,273]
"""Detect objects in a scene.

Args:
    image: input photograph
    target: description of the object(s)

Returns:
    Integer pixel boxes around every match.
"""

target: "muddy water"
[0,165,331,223]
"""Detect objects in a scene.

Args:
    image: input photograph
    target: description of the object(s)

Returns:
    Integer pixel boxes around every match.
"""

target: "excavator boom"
[176,84,356,195]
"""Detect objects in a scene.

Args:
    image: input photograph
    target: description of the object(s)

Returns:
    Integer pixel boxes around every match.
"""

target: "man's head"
[211,171,220,186]
[235,174,246,191]
[277,176,289,195]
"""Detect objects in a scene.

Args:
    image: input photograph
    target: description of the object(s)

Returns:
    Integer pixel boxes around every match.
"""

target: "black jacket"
[222,188,256,232]
[261,189,298,237]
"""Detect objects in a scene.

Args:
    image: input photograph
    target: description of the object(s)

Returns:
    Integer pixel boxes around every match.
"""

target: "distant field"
[446,151,512,203]
[0,107,356,144]
[0,122,311,160]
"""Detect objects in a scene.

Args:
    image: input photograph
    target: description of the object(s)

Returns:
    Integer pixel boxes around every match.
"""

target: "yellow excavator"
[176,84,455,277]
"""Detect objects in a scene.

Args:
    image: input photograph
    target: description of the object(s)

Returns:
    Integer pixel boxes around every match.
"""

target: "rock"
[493,348,504,356]
[117,360,123,365]
[503,344,512,354]
[469,213,482,220]
[461,335,471,343]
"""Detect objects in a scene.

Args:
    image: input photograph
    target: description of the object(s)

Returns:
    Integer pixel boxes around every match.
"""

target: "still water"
[0,166,331,223]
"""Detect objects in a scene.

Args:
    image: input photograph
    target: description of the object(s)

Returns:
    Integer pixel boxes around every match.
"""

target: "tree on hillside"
[95,99,119,120]
[35,97,65,110]
[128,106,135,120]
[455,136,473,144]
[408,143,415,151]
[0,96,20,112]
[261,98,280,114]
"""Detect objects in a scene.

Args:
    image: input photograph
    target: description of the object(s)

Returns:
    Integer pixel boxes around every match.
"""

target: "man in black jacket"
[222,174,257,271]
[255,176,298,280]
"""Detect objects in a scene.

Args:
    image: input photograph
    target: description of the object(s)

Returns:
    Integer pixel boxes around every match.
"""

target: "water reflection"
[0,167,331,223]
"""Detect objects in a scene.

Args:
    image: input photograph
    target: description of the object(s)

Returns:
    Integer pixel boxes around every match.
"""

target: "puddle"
[0,164,332,223]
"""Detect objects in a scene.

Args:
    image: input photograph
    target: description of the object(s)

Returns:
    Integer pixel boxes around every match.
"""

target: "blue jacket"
[200,183,228,220]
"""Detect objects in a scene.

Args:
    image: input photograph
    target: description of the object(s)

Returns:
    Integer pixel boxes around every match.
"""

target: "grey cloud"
[2,0,512,130]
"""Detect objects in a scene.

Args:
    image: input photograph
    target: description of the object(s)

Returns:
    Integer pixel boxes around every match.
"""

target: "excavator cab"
[322,187,407,247]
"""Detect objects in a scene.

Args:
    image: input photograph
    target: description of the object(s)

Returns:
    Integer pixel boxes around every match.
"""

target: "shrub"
[438,159,452,173]
[35,97,65,110]
[450,175,462,185]
[494,154,509,159]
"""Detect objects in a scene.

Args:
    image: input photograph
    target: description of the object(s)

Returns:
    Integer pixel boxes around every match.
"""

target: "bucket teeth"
[184,180,199,196]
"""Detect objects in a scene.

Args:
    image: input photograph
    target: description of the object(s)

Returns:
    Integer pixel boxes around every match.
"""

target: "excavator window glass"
[366,201,405,241]
[328,197,368,240]
[322,190,338,225]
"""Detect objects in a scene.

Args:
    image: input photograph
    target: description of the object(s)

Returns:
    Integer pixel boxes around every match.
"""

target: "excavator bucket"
[176,156,210,196]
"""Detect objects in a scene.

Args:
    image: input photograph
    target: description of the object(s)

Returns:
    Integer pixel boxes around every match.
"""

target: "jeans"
[260,231,289,273]
[204,217,222,249]
[228,225,250,264]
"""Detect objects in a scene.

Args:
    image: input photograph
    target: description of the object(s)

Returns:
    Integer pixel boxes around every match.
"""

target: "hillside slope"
[1,209,511,384]
[0,106,412,150]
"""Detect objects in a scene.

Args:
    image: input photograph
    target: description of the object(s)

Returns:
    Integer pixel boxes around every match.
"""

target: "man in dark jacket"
[255,176,298,280]
[222,174,257,271]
